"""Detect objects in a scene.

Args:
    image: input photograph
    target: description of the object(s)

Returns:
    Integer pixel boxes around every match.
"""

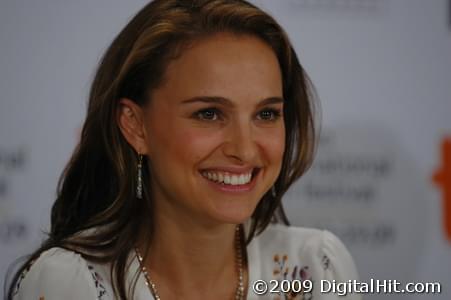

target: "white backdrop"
[1,1,450,299]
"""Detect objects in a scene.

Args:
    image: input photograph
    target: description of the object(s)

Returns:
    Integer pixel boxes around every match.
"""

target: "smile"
[201,170,253,185]
[200,168,260,187]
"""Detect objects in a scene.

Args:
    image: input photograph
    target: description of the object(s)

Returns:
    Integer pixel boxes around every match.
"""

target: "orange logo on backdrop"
[433,137,451,241]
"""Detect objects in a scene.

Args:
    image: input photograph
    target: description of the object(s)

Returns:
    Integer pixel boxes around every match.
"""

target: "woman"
[7,0,360,299]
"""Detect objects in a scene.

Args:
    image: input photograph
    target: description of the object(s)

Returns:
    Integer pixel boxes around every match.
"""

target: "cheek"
[257,126,286,165]
[176,129,222,166]
[151,122,222,170]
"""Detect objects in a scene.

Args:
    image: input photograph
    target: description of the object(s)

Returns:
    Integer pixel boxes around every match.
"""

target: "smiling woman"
[7,1,360,299]
[124,33,286,226]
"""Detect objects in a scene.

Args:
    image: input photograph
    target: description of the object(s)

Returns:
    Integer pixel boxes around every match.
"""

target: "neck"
[138,207,247,299]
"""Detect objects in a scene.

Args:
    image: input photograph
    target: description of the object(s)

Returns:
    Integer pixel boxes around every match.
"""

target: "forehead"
[152,32,283,103]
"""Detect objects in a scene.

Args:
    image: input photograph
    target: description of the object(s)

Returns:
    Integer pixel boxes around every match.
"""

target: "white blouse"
[12,224,361,299]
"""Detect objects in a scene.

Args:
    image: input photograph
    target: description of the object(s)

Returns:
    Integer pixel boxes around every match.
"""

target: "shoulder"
[254,223,348,251]
[258,224,357,272]
[12,247,108,300]
[248,224,361,299]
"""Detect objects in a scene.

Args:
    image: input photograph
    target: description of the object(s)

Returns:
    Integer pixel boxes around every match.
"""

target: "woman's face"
[142,33,285,225]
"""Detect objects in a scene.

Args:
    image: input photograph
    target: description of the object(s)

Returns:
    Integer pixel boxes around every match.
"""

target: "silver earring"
[136,154,143,199]
[271,185,276,197]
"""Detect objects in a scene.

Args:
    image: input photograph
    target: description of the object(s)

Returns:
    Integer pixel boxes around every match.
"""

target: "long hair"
[6,0,317,298]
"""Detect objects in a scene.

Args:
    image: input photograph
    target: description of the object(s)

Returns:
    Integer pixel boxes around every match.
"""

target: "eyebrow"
[180,96,284,106]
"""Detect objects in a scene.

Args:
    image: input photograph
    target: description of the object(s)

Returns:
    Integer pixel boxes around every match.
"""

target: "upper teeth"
[201,171,253,185]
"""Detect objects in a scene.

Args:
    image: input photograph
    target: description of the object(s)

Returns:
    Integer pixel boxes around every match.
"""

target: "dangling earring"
[136,154,143,199]
[271,185,277,198]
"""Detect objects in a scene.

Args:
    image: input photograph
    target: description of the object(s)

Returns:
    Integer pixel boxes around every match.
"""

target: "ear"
[117,98,149,154]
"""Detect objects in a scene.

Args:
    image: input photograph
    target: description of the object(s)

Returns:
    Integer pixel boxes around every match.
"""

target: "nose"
[222,120,259,164]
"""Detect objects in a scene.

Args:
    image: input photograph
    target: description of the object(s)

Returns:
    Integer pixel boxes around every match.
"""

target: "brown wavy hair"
[6,0,317,298]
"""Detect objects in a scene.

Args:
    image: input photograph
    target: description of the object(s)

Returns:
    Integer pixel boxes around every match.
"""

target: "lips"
[200,167,260,187]
[201,170,251,185]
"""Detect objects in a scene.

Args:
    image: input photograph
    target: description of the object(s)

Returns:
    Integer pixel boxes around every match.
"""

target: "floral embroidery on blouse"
[88,265,107,299]
[272,254,313,300]
[322,255,330,271]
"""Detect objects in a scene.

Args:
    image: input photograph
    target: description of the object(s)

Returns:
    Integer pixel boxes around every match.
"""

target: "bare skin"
[118,32,285,299]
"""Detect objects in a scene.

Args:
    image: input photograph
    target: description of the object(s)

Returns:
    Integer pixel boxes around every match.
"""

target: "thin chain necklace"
[135,225,246,300]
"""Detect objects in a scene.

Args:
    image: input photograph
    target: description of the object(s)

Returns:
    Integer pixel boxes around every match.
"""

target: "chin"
[208,198,258,224]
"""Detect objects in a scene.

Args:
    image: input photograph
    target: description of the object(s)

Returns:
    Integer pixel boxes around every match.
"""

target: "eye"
[194,108,222,121]
[257,108,282,121]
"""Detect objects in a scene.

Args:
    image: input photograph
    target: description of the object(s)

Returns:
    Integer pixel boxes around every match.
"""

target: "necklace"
[135,225,246,300]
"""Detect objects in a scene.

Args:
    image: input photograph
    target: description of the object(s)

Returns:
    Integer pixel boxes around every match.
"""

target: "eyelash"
[193,107,282,122]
